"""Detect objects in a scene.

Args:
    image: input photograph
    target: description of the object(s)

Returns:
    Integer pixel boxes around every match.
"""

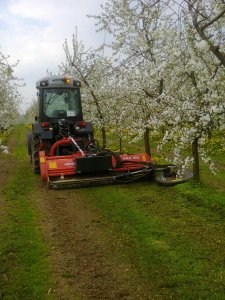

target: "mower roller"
[27,76,192,189]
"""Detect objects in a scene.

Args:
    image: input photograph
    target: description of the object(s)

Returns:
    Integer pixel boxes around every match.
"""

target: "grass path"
[0,125,225,299]
[0,125,53,299]
[83,176,225,298]
[83,182,225,298]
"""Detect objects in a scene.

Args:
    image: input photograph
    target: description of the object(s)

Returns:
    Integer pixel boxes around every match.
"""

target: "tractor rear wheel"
[31,134,40,174]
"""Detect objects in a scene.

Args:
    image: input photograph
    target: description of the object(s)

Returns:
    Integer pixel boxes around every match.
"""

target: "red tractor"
[27,76,192,189]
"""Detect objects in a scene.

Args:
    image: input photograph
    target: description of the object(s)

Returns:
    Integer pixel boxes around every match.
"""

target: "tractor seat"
[52,110,67,118]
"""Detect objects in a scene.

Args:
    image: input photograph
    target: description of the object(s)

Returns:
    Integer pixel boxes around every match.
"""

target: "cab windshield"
[43,88,80,118]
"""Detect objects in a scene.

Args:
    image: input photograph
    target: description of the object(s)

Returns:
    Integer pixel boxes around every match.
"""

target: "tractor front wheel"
[31,134,40,174]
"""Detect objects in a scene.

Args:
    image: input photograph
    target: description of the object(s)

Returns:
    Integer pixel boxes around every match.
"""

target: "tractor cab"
[36,76,83,122]
[28,76,94,174]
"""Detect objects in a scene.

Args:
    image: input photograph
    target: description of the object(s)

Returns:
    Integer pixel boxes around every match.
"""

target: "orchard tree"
[0,50,22,132]
[104,75,139,153]
[24,98,37,124]
[92,0,225,181]
[155,31,225,180]
[91,0,174,156]
[146,0,225,181]
[60,29,115,148]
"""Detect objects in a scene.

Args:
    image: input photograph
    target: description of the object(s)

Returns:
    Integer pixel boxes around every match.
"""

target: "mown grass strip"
[84,181,225,299]
[0,125,53,299]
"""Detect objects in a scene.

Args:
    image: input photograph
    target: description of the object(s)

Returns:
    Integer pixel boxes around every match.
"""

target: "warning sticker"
[49,162,57,169]
[40,157,45,163]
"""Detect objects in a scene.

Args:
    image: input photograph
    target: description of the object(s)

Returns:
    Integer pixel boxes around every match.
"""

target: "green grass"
[83,129,225,298]
[1,125,224,299]
[0,125,53,299]
[84,181,225,299]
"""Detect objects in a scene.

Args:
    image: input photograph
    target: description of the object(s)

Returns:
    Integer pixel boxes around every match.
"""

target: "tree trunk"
[192,137,200,182]
[144,127,151,157]
[101,127,106,149]
[208,128,212,140]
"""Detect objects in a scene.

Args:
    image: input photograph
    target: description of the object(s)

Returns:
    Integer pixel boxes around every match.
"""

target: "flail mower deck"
[39,136,192,189]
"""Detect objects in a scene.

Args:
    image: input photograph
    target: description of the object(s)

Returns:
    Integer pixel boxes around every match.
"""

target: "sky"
[0,0,106,113]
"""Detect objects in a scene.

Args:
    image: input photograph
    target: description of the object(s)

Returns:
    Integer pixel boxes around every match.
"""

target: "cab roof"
[36,76,81,89]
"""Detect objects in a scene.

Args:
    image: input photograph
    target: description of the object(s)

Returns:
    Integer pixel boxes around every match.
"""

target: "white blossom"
[0,144,10,154]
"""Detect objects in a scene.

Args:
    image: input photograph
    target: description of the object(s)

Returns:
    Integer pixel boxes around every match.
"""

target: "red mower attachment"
[39,138,156,189]
[39,136,192,189]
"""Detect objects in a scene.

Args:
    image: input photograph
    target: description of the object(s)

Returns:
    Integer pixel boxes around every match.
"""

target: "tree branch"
[187,1,225,67]
[201,8,225,30]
